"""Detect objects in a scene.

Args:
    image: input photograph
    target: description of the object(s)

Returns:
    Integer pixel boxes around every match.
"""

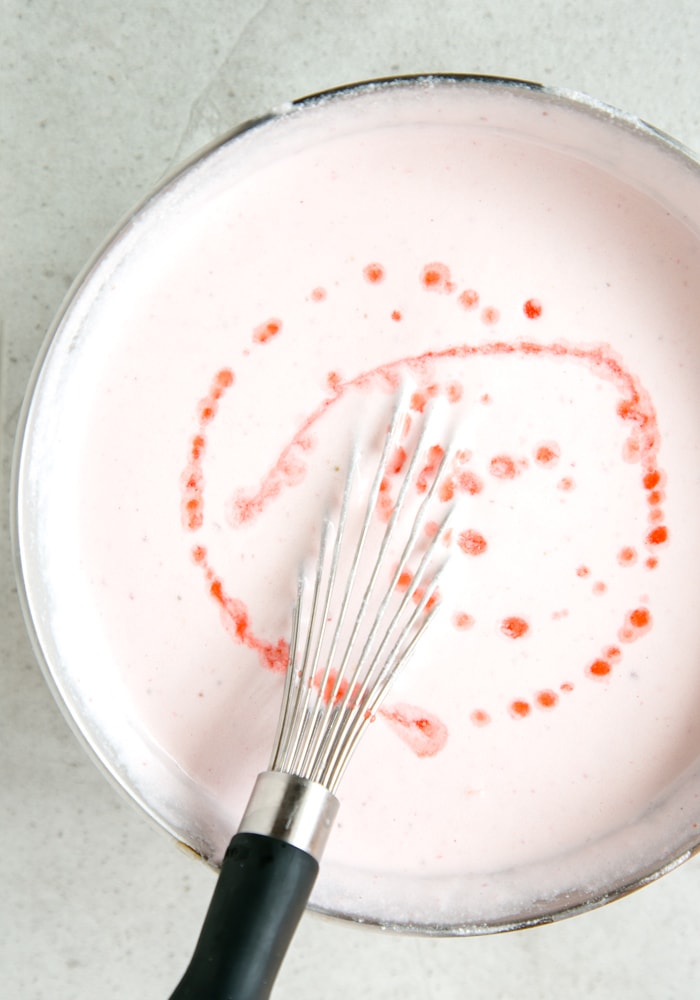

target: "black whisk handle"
[168,831,318,1000]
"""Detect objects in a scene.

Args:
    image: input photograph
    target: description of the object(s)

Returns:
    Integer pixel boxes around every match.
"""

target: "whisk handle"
[169,831,318,1000]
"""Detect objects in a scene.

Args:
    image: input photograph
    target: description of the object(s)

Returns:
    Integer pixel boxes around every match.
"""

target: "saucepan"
[12,75,700,934]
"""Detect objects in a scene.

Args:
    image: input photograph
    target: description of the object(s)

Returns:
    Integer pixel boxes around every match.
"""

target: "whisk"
[170,388,457,1000]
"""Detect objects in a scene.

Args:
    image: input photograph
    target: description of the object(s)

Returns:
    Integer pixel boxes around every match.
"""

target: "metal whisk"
[170,388,457,1000]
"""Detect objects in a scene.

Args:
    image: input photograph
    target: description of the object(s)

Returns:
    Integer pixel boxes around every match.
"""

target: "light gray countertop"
[3,2,700,997]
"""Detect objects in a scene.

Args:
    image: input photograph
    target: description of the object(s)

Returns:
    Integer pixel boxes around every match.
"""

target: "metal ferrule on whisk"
[237,771,339,863]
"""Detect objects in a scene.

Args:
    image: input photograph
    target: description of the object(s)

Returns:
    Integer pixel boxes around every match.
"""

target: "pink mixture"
[20,80,700,926]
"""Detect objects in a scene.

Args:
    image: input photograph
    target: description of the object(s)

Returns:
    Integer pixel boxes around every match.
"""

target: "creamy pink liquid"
[20,80,700,927]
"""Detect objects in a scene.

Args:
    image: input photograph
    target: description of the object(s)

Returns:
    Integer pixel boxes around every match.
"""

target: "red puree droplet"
[619,606,653,643]
[470,709,491,726]
[643,469,662,490]
[622,435,642,463]
[481,306,500,325]
[410,391,427,413]
[618,546,637,566]
[534,441,560,466]
[647,525,669,546]
[510,700,531,719]
[456,469,483,495]
[439,476,455,501]
[198,401,216,423]
[558,476,575,491]
[389,446,407,475]
[420,262,455,294]
[630,607,651,628]
[326,371,342,393]
[416,444,445,493]
[458,530,488,556]
[363,262,385,283]
[391,310,402,321]
[376,477,395,522]
[310,286,326,302]
[501,616,529,639]
[588,659,611,679]
[253,319,282,344]
[190,434,205,460]
[314,669,360,706]
[592,581,607,595]
[453,611,475,630]
[524,298,543,319]
[489,454,523,480]
[459,289,479,310]
[576,565,590,577]
[616,398,636,421]
[536,689,558,709]
[419,588,440,613]
[380,703,448,757]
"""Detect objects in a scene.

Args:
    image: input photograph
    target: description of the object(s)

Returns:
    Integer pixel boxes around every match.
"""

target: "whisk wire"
[326,519,456,790]
[303,392,433,780]
[325,566,449,789]
[275,517,333,775]
[268,587,303,772]
[290,393,411,777]
[272,386,459,793]
[295,454,359,777]
[318,464,456,790]
[344,433,454,679]
[334,420,431,669]
[315,390,411,711]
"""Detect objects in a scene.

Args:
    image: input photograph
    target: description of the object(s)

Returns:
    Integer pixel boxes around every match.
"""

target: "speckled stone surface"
[3,2,700,997]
